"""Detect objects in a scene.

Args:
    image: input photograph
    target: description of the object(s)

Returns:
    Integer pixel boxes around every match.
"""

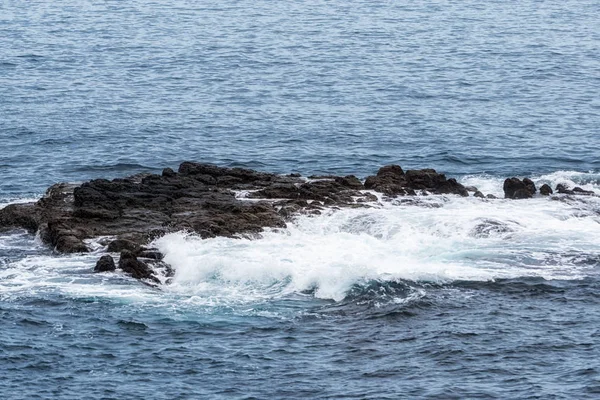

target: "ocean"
[1,1,599,398]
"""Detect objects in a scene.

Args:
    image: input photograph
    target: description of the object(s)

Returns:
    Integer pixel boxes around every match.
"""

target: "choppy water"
[1,1,600,399]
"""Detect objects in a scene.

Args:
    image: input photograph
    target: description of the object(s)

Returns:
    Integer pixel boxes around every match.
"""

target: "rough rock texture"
[94,255,116,272]
[503,177,536,199]
[556,184,595,196]
[364,165,469,197]
[540,184,553,196]
[118,250,158,283]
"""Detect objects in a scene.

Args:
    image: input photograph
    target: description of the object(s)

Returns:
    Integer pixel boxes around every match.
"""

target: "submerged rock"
[556,184,595,196]
[470,219,515,238]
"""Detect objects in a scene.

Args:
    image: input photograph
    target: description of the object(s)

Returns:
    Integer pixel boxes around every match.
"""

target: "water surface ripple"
[1,1,600,399]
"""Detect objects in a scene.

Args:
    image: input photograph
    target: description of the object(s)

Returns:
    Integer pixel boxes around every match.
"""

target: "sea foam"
[1,172,598,304]
[154,172,600,302]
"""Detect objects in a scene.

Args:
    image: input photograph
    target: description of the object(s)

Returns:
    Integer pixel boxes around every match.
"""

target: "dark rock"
[356,192,378,203]
[512,188,533,199]
[504,177,522,198]
[556,184,595,196]
[523,178,537,194]
[364,165,468,197]
[473,191,485,198]
[118,250,158,282]
[162,168,176,177]
[94,255,116,272]
[334,175,364,190]
[249,179,363,205]
[53,230,88,253]
[0,203,39,233]
[3,161,526,282]
[137,249,164,260]
[503,177,535,199]
[540,184,553,196]
[364,165,406,195]
[465,186,478,192]
[441,178,469,197]
[573,187,595,196]
[486,194,498,199]
[107,239,142,254]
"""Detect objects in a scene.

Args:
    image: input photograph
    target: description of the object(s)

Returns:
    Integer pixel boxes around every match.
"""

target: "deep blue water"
[1,1,600,399]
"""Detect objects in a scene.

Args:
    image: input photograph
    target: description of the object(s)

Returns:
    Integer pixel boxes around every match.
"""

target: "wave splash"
[1,171,599,306]
[155,170,600,302]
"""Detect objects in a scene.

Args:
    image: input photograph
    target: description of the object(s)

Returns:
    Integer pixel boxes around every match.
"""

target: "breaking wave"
[154,171,600,302]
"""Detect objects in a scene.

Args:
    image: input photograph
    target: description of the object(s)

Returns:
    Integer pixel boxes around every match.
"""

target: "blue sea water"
[1,1,600,398]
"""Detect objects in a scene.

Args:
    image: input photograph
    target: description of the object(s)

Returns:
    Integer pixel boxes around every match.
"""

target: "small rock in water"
[523,178,536,194]
[503,177,536,199]
[94,255,116,272]
[470,219,514,238]
[540,184,553,196]
[556,184,595,196]
[118,250,158,282]
[573,187,595,195]
[55,234,89,253]
[473,191,485,198]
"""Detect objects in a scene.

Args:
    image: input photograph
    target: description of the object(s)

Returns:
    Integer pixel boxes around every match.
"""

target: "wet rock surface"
[94,255,116,273]
[504,177,536,199]
[540,184,553,196]
[118,250,158,283]
[556,184,595,196]
[364,165,469,197]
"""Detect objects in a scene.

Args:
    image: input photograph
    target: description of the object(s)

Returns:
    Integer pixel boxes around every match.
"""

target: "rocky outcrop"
[503,177,536,199]
[13,161,589,283]
[364,165,469,197]
[0,203,40,233]
[555,184,595,196]
[94,255,116,272]
[540,184,553,196]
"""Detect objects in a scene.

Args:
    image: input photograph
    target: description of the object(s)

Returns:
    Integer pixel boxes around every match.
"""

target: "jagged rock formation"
[2,162,594,283]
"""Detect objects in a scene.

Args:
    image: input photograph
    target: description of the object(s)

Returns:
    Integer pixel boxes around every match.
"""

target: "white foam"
[154,184,600,301]
[0,197,40,209]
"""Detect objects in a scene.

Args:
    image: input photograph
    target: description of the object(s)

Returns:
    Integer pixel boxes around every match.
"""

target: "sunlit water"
[1,1,600,398]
